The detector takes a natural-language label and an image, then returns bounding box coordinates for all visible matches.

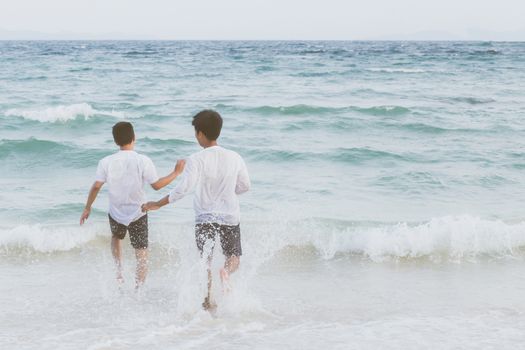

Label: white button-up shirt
[96,150,159,225]
[169,146,250,225]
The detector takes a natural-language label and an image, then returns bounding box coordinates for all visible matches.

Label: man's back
[142,109,249,310]
[169,145,250,225]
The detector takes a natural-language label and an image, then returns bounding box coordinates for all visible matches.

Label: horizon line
[1,38,525,42]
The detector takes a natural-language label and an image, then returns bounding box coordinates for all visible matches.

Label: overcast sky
[1,0,524,40]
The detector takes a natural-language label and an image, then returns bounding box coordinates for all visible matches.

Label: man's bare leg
[135,248,148,289]
[111,236,124,283]
[202,268,217,311]
[202,254,218,311]
[220,255,239,292]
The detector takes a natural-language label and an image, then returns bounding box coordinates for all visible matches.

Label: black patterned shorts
[195,223,242,259]
[108,214,148,249]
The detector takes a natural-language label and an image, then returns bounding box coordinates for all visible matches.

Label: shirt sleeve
[95,159,107,183]
[168,157,199,203]
[143,157,160,185]
[235,157,251,195]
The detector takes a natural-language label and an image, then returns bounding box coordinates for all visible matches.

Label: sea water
[1,41,525,349]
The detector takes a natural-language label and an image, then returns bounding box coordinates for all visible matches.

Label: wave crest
[0,138,108,168]
[5,103,123,123]
[216,104,411,117]
[2,216,525,263]
[259,216,525,263]
[0,224,107,254]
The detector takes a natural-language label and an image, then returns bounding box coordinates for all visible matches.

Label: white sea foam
[4,216,524,262]
[315,216,525,262]
[0,223,108,253]
[239,215,525,263]
[5,103,123,123]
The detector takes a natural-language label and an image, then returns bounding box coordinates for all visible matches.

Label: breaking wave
[5,103,124,123]
[2,216,525,263]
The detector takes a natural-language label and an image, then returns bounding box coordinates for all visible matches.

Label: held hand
[141,201,161,213]
[174,159,186,176]
[80,208,90,225]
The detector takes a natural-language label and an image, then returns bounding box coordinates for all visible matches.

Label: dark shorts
[195,223,242,259]
[109,214,148,249]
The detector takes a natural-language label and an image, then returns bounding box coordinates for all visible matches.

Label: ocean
[1,40,525,349]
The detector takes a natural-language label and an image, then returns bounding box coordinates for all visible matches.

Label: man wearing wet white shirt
[142,110,250,311]
[80,122,185,289]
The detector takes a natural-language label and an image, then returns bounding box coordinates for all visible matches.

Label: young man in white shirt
[80,121,185,288]
[142,110,250,310]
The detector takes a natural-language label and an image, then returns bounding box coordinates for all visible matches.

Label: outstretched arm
[151,159,186,191]
[80,181,104,225]
[142,158,198,212]
[142,195,170,212]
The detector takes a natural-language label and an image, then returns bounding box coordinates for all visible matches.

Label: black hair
[112,121,135,146]
[192,110,223,141]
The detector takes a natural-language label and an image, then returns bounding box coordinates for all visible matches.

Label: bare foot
[202,297,217,312]
[116,272,124,285]
[219,268,232,293]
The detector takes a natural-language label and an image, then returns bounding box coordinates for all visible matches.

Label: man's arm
[150,159,186,191]
[142,158,198,212]
[142,195,170,212]
[235,158,251,195]
[80,181,104,225]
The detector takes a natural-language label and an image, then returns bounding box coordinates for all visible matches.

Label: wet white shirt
[168,146,250,225]
[95,150,159,226]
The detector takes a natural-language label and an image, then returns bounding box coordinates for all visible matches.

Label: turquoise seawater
[1,41,525,226]
[2,41,525,349]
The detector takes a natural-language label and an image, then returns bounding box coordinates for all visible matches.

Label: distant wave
[244,104,341,115]
[138,137,196,154]
[393,122,449,134]
[448,97,496,105]
[375,171,447,191]
[68,67,93,72]
[255,65,277,73]
[0,138,108,167]
[471,49,501,55]
[296,48,351,57]
[17,75,48,81]
[40,50,67,56]
[299,49,326,54]
[330,147,407,163]
[366,68,428,73]
[216,104,411,117]
[246,149,312,162]
[290,71,334,78]
[354,105,411,116]
[122,50,159,57]
[2,216,525,263]
[5,103,123,123]
[0,138,72,157]
[245,147,411,163]
[382,122,483,134]
[0,137,192,168]
[140,137,194,147]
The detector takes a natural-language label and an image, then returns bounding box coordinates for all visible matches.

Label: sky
[0,0,524,40]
